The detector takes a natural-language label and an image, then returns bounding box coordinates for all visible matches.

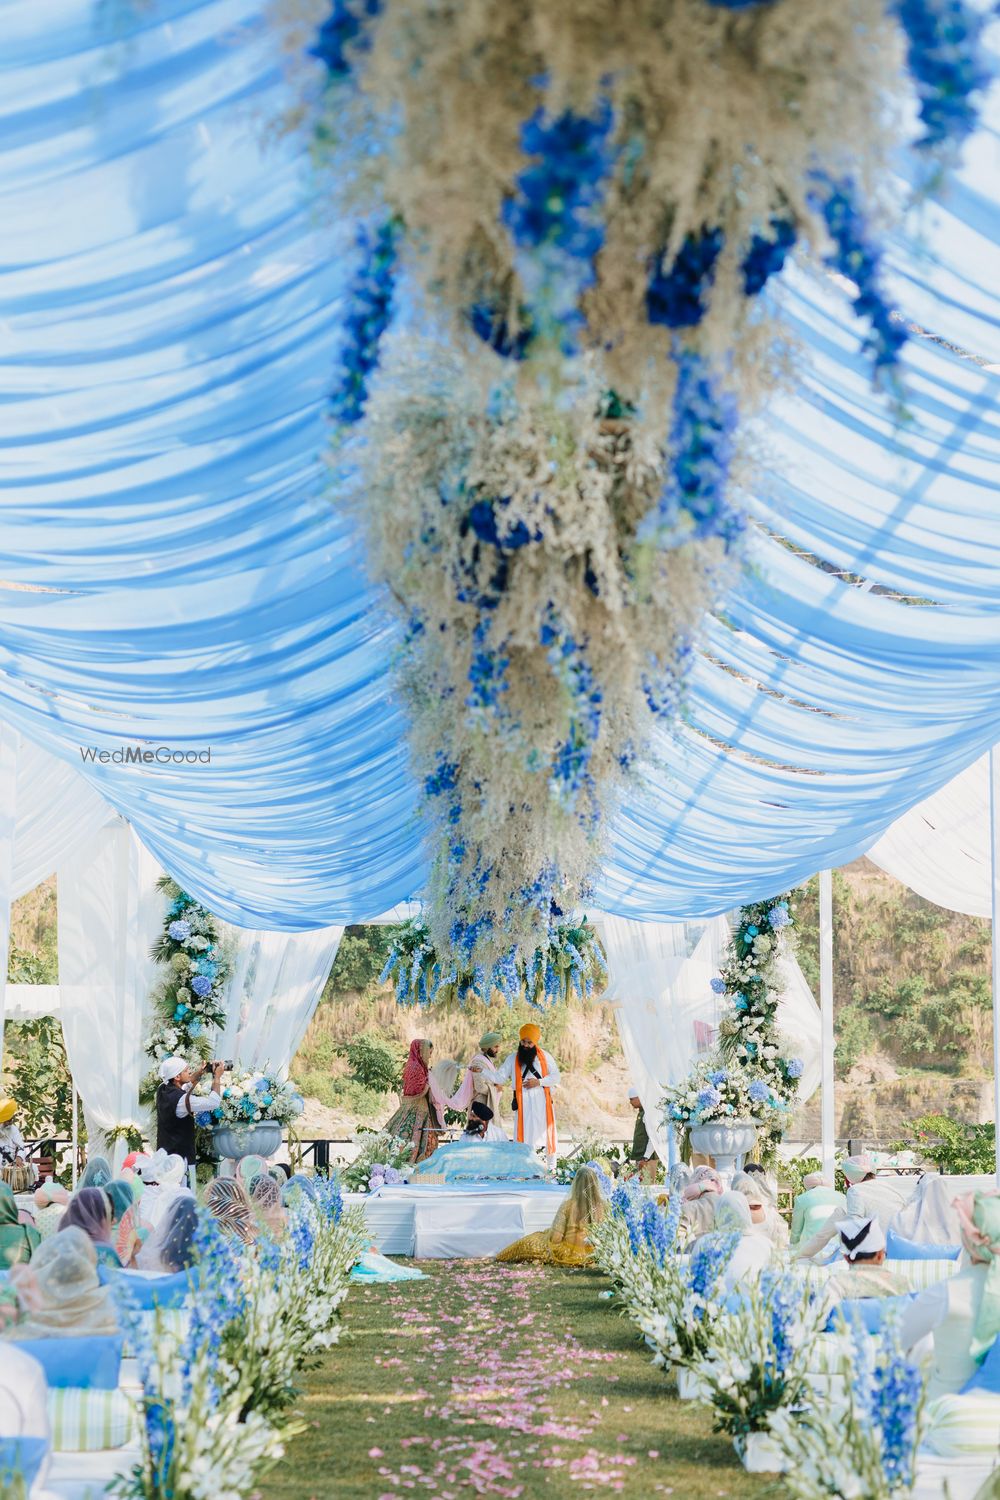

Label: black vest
[155,1083,197,1164]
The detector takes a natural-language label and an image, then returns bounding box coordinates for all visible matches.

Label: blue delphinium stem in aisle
[329,217,399,427]
[310,0,381,82]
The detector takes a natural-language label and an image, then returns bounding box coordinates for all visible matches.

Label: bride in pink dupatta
[384,1040,473,1163]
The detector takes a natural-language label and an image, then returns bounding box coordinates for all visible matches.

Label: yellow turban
[0,1098,16,1124]
[519,1023,541,1046]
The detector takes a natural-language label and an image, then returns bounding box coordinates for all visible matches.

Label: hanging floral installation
[278,0,993,965]
[140,877,232,1102]
[664,893,804,1156]
[380,912,607,1007]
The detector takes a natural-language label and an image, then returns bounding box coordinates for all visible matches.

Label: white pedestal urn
[211,1122,283,1162]
[675,1368,708,1402]
[687,1119,759,1183]
[734,1432,788,1474]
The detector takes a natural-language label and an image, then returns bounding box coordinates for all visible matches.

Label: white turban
[839,1215,886,1261]
[159,1057,187,1084]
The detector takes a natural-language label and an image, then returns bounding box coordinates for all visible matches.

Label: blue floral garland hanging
[380,913,607,1008]
[287,0,995,971]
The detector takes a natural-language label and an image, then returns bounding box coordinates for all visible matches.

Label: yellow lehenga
[496,1200,595,1268]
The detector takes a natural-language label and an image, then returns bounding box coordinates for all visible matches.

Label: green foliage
[327,926,399,996]
[295,1071,387,1120]
[779,1155,822,1201]
[906,1113,996,1175]
[3,1016,75,1138]
[341,1033,402,1094]
[834,1003,874,1073]
[7,944,56,985]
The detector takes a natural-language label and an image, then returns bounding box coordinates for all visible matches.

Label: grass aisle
[267,1262,781,1500]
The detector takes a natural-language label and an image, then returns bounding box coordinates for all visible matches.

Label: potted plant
[205,1067,305,1162]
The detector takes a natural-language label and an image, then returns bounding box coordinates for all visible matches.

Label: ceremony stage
[344,1181,569,1259]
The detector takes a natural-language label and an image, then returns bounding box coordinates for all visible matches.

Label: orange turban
[519,1023,541,1045]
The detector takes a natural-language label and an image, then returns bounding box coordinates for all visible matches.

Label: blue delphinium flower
[689,1231,739,1303]
[741,217,797,296]
[314,1174,344,1225]
[639,352,744,551]
[891,0,993,150]
[503,99,615,348]
[872,1322,925,1489]
[468,302,534,360]
[310,0,380,81]
[710,976,727,995]
[584,1159,614,1196]
[810,175,907,378]
[646,228,722,329]
[705,0,776,8]
[329,217,399,426]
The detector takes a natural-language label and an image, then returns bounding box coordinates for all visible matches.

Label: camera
[211,1059,234,1071]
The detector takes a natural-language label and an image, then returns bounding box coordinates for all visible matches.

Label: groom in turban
[481,1024,560,1167]
[467,1031,506,1137]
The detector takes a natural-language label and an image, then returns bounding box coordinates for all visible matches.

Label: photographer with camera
[155,1056,226,1164]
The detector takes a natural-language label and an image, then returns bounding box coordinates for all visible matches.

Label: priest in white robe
[481,1023,560,1167]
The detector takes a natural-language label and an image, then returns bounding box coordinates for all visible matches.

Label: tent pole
[990,747,1000,1189]
[71,1080,78,1189]
[819,869,836,1180]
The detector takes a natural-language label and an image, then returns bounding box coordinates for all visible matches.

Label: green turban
[479,1031,502,1050]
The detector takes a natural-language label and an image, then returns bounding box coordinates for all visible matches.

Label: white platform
[345,1182,569,1259]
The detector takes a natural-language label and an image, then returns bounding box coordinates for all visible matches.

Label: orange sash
[514,1048,556,1157]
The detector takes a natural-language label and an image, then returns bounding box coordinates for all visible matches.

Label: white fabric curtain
[11,738,117,902]
[57,821,165,1167]
[599,912,821,1158]
[866,752,992,917]
[0,724,17,1064]
[216,925,343,1076]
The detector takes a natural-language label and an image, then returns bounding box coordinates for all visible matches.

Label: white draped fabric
[57,820,165,1166]
[599,913,821,1158]
[867,753,992,918]
[216,924,343,1077]
[0,723,17,1060]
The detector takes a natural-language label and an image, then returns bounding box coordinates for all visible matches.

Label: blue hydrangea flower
[695,1085,722,1113]
[787,1057,804,1079]
[190,975,212,997]
[748,1079,771,1104]
[767,904,791,930]
[710,977,727,995]
[167,919,191,941]
[708,1069,729,1086]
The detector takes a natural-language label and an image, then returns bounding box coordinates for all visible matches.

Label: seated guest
[60,1187,122,1269]
[31,1183,69,1242]
[204,1177,258,1246]
[6,1227,118,1339]
[0,1343,53,1490]
[828,1215,906,1300]
[78,1155,113,1191]
[281,1173,317,1206]
[137,1196,200,1274]
[135,1151,190,1233]
[707,1192,774,1291]
[248,1174,287,1239]
[680,1166,724,1240]
[497,1166,607,1268]
[0,1183,40,1268]
[900,1189,1000,1400]
[791,1170,846,1250]
[732,1171,789,1248]
[463,1102,506,1142]
[796,1154,908,1261]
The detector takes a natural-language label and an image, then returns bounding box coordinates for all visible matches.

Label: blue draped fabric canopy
[1,0,999,926]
